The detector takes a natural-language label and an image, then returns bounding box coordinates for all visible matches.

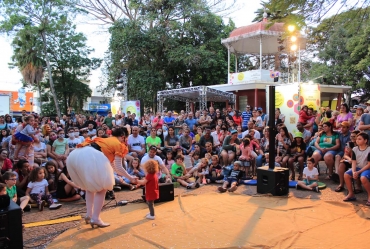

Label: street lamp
[287,25,301,83]
[115,69,128,101]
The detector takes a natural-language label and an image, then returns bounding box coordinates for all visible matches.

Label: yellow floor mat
[24,216,81,228]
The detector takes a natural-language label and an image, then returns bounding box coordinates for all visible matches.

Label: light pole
[29,97,33,114]
[116,69,128,101]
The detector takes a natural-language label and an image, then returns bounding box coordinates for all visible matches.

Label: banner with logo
[228,69,275,84]
[121,100,141,119]
[0,89,34,113]
[299,83,321,112]
[274,83,300,133]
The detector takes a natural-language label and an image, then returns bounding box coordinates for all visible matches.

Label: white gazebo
[221,13,306,84]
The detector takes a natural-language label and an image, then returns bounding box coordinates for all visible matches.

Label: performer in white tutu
[67,127,136,228]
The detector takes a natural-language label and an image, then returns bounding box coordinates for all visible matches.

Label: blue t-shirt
[163,116,175,125]
[185,118,198,132]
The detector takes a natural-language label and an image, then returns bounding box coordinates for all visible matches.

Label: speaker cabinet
[142,183,174,203]
[257,166,289,196]
[0,200,23,249]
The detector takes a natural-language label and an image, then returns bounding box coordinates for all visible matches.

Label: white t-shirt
[303,167,318,180]
[128,134,145,151]
[33,142,46,152]
[141,154,164,178]
[242,130,261,139]
[67,137,81,148]
[211,131,221,146]
[27,179,48,194]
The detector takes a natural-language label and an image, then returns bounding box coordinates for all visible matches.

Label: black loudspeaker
[142,183,174,203]
[257,166,289,196]
[0,200,23,249]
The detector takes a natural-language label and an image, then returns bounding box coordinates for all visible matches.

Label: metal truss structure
[157,85,236,113]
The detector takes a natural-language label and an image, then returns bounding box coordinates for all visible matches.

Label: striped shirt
[241,111,252,127]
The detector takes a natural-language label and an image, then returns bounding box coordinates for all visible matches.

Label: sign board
[120,100,141,119]
[228,69,276,84]
[0,95,10,116]
[89,103,111,112]
[0,89,34,113]
[267,83,321,135]
[299,83,321,111]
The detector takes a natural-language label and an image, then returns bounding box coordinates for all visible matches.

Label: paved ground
[22,164,369,248]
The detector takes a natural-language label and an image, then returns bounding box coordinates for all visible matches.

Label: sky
[0,0,263,92]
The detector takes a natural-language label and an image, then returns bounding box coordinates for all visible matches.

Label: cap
[294,131,303,138]
[257,107,263,111]
[353,105,358,109]
[234,161,242,167]
[149,145,157,151]
[231,130,237,135]
[366,100,370,105]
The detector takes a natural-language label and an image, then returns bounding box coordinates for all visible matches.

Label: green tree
[9,27,46,115]
[0,0,80,117]
[304,8,370,100]
[45,18,101,114]
[105,1,235,110]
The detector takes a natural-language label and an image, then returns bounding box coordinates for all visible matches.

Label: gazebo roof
[221,18,306,55]
[229,19,285,38]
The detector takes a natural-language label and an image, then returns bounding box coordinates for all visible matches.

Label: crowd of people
[1,100,370,218]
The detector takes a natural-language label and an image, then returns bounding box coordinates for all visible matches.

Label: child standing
[25,167,62,211]
[52,129,69,169]
[137,159,159,220]
[14,115,37,160]
[239,138,252,176]
[218,161,243,192]
[3,171,31,212]
[296,157,320,192]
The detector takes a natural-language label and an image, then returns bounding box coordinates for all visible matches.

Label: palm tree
[10,28,45,115]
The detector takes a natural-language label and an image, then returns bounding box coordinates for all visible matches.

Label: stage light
[291,44,297,51]
[291,36,297,42]
[288,25,295,32]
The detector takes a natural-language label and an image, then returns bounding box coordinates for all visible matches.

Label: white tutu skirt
[66,146,114,192]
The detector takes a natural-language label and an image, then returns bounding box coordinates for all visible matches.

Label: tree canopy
[103,1,236,110]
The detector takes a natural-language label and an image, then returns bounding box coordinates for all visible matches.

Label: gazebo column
[235,54,238,73]
[157,94,164,113]
[191,102,194,113]
[254,89,258,109]
[185,99,190,113]
[228,45,230,83]
[200,86,207,111]
[260,35,263,71]
[336,93,342,110]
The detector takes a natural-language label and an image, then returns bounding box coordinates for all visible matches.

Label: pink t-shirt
[239,143,251,160]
